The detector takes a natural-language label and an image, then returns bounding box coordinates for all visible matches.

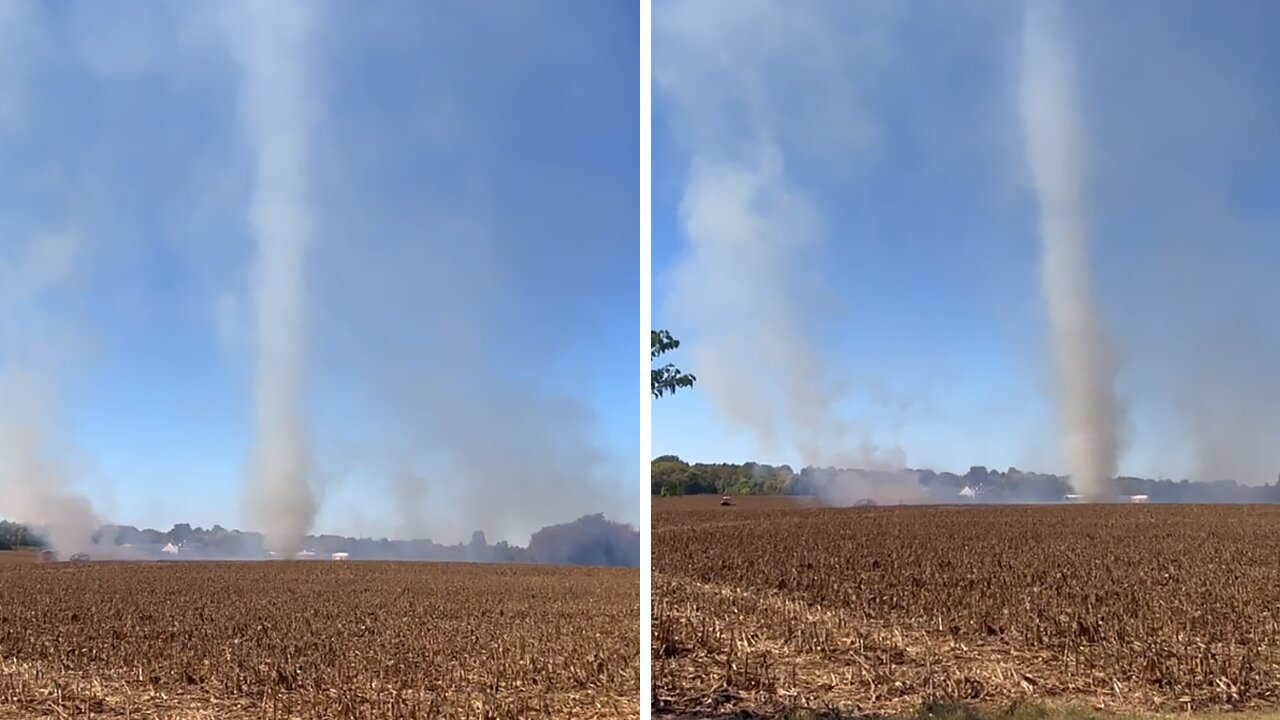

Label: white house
[161,542,180,555]
[331,552,349,561]
[958,486,977,500]
[1127,494,1149,504]
[296,549,316,559]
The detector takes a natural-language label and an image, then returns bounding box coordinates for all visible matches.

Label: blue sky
[653,0,1280,484]
[0,1,638,542]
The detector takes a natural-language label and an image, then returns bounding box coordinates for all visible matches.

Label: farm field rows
[0,559,638,719]
[653,497,1280,717]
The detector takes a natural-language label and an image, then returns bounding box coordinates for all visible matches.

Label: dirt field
[0,550,40,566]
[653,498,1280,717]
[0,558,638,719]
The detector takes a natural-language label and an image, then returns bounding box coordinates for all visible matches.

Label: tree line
[0,520,42,551]
[652,456,1280,503]
[0,514,640,567]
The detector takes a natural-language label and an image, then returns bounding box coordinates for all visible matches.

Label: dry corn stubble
[652,497,1280,716]
[0,560,638,719]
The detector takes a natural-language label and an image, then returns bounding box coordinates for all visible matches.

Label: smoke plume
[0,235,101,556]
[670,153,905,470]
[674,152,834,462]
[0,9,102,555]
[658,1,905,471]
[800,467,930,507]
[0,373,99,555]
[227,0,318,554]
[1019,1,1119,500]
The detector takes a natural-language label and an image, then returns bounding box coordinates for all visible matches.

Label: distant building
[1127,494,1149,504]
[296,549,316,559]
[1063,494,1084,502]
[958,486,977,500]
[331,552,349,561]
[161,543,180,555]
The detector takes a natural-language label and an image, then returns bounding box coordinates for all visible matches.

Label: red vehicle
[719,496,733,506]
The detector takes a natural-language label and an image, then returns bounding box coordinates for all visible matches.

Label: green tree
[651,330,696,398]
[0,520,42,550]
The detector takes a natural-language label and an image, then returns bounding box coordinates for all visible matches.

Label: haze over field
[653,0,1280,491]
[0,2,639,557]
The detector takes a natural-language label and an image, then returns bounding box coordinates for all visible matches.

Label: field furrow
[653,497,1280,716]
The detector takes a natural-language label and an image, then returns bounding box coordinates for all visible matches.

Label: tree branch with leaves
[651,329,696,398]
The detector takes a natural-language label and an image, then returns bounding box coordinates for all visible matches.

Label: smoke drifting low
[0,375,98,556]
[1019,1,1119,500]
[226,0,318,554]
[799,466,930,506]
[13,513,639,568]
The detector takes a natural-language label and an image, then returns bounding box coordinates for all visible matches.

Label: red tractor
[719,496,734,507]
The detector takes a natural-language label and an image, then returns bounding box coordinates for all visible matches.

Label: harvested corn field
[0,560,638,719]
[653,498,1280,717]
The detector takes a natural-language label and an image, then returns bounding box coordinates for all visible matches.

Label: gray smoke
[0,3,635,554]
[670,153,905,471]
[658,1,905,472]
[297,1,637,545]
[1061,1,1280,488]
[322,355,632,546]
[226,0,318,554]
[0,9,102,555]
[801,467,930,506]
[0,235,101,556]
[1019,1,1118,501]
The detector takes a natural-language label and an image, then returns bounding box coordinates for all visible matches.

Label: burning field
[0,559,638,719]
[652,497,1280,716]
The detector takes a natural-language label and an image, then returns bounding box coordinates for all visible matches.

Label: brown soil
[0,560,639,719]
[653,501,1280,717]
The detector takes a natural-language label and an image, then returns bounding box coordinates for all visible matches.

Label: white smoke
[672,153,906,469]
[226,0,318,554]
[658,0,905,472]
[0,234,101,556]
[0,9,101,555]
[802,467,929,506]
[1019,1,1119,500]
[0,372,99,555]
